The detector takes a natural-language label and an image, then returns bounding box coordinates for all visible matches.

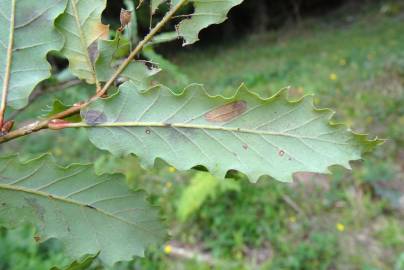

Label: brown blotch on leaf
[242,144,248,150]
[204,100,247,123]
[96,23,109,39]
[278,150,285,156]
[87,41,99,65]
[83,110,107,126]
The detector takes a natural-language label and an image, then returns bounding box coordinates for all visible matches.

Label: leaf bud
[119,9,132,30]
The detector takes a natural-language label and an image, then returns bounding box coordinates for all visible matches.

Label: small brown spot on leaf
[83,110,107,126]
[278,150,285,156]
[205,101,247,122]
[34,235,41,242]
[242,144,248,150]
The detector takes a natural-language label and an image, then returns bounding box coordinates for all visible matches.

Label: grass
[1,3,403,270]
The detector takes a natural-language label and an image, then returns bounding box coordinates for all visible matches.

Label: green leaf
[45,99,82,122]
[148,31,179,46]
[176,171,239,222]
[95,35,159,90]
[175,0,244,45]
[79,82,381,182]
[143,46,190,86]
[0,154,164,265]
[95,35,131,82]
[0,0,68,109]
[55,0,108,84]
[152,0,167,14]
[51,254,97,270]
[177,172,217,222]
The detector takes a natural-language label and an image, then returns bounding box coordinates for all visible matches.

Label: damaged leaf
[79,82,381,182]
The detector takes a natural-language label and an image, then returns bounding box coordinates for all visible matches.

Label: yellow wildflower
[336,223,345,232]
[164,245,172,254]
[329,73,338,81]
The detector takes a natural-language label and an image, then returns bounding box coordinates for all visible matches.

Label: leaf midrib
[0,183,158,234]
[70,0,98,84]
[72,121,349,145]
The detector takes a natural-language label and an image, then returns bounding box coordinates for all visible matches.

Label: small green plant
[0,0,381,268]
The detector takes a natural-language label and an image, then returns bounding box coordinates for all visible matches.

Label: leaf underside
[0,155,164,266]
[176,0,244,45]
[81,82,381,182]
[95,36,160,89]
[56,0,108,84]
[0,0,67,109]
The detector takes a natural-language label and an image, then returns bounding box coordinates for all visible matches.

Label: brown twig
[0,0,16,128]
[0,0,187,144]
[281,194,306,217]
[8,79,82,120]
[165,243,238,268]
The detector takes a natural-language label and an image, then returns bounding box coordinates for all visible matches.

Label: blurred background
[1,0,403,269]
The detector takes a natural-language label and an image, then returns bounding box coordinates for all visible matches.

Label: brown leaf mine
[204,100,247,122]
[83,110,107,126]
[87,41,99,65]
